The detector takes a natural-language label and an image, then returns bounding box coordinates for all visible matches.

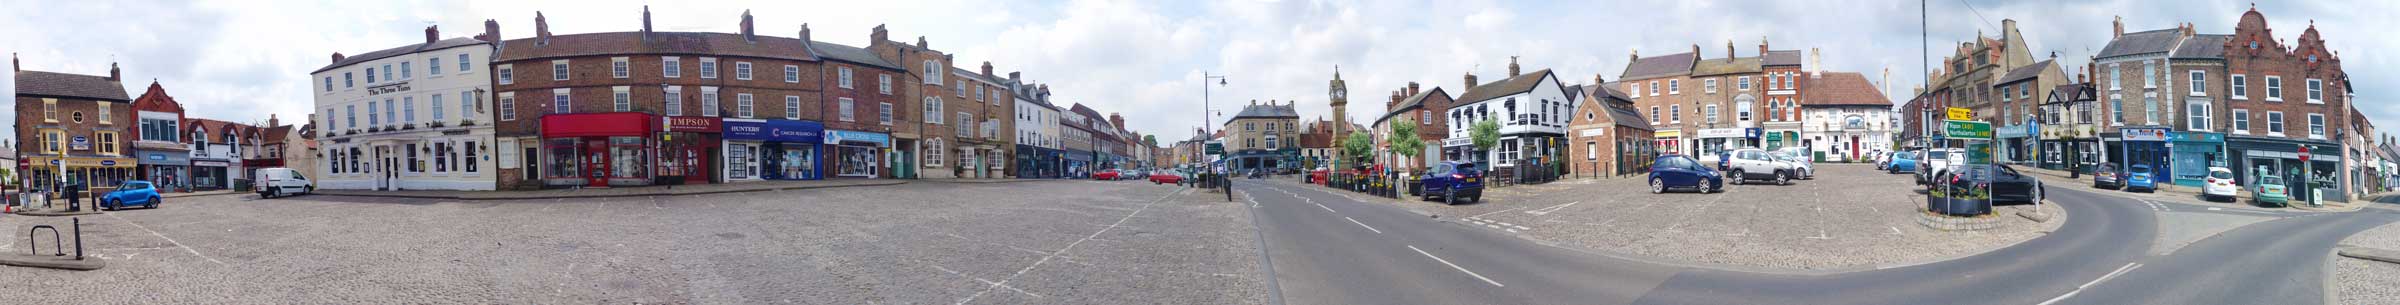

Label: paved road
[1234,178,2400,304]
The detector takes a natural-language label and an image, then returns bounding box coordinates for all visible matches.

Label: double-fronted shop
[724,118,824,181]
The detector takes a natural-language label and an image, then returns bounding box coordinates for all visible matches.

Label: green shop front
[2167,131,2226,187]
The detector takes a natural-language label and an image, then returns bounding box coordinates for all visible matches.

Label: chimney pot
[331,52,346,64]
[739,10,755,42]
[1408,82,1420,96]
[1464,72,1479,88]
[2112,16,2124,38]
[641,6,653,36]
[1507,56,1521,77]
[871,24,889,44]
[109,62,120,81]
[480,19,500,43]
[425,25,439,44]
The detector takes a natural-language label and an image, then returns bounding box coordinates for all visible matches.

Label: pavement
[0,179,1268,304]
[313,179,907,200]
[2015,165,2366,212]
[2336,221,2400,305]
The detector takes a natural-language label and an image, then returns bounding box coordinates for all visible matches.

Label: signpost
[1937,119,1995,216]
[1946,107,1974,121]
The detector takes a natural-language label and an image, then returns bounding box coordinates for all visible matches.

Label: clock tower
[1328,66,1349,138]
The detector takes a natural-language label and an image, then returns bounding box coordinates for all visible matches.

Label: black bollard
[72,217,82,260]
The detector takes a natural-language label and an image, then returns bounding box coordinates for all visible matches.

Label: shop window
[465,141,479,173]
[611,137,647,178]
[435,142,449,172]
[406,143,421,173]
[544,139,580,178]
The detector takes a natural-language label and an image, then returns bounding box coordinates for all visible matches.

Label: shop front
[541,112,659,188]
[1015,144,1059,179]
[21,156,138,193]
[1653,130,1683,155]
[824,130,890,179]
[1692,128,1746,159]
[1063,148,1094,178]
[2108,127,2172,182]
[1441,137,1479,165]
[135,148,192,192]
[1995,122,2036,165]
[724,118,824,181]
[658,116,722,185]
[191,159,232,190]
[2225,135,2346,202]
[2168,131,2226,187]
[2038,124,2099,173]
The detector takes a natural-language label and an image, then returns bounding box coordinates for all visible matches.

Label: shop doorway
[584,138,611,187]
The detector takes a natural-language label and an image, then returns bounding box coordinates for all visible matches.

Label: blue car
[2125,164,2157,192]
[1886,152,1919,174]
[101,180,162,210]
[1419,161,1484,205]
[1650,154,1723,193]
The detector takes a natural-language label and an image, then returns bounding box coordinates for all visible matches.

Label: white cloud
[5,0,2394,144]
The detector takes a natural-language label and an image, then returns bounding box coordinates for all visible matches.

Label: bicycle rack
[23,217,85,259]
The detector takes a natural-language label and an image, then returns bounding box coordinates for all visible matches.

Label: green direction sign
[1966,142,1993,164]
[1942,120,1994,140]
[1205,142,1225,155]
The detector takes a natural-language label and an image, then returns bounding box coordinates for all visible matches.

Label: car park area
[1355,163,2061,271]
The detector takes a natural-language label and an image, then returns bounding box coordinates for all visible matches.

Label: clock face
[1331,87,1345,99]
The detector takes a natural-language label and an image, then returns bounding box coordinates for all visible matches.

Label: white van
[254,167,314,198]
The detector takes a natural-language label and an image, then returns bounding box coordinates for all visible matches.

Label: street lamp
[1202,72,1228,167]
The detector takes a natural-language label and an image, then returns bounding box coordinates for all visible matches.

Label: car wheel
[1775,172,1789,185]
[1650,178,1665,194]
[1444,189,1457,205]
[149,197,159,209]
[1730,170,1746,185]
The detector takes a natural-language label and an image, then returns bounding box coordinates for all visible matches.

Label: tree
[1341,131,1374,168]
[1143,135,1158,148]
[1469,119,1501,154]
[1387,118,1426,169]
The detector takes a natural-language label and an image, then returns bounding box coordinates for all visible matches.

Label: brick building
[1566,81,1653,178]
[490,8,826,189]
[1370,81,1452,170]
[2217,7,2356,201]
[1222,100,1299,172]
[13,58,135,192]
[808,37,907,179]
[946,63,1012,178]
[1620,47,1700,155]
[1687,42,1766,157]
[128,81,193,190]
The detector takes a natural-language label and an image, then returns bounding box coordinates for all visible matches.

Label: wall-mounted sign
[368,81,412,95]
[70,136,91,150]
[664,116,723,133]
[2121,127,2169,141]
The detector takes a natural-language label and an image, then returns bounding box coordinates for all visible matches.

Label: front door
[374,146,393,190]
[523,146,539,182]
[584,138,610,187]
[1850,136,1861,161]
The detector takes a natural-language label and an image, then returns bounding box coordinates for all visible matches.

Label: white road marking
[954,189,1177,305]
[2207,207,2223,211]
[1523,201,1581,215]
[1315,202,1337,213]
[1408,245,1505,287]
[106,213,226,266]
[1467,207,1529,219]
[2041,262,2143,305]
[1888,226,1904,235]
[1344,217,1383,234]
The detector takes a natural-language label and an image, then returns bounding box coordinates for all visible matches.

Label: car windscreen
[2130,166,2150,173]
[1926,151,1949,159]
[2261,176,2284,185]
[2209,170,2233,179]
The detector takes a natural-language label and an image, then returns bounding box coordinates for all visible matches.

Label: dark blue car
[1419,161,1484,205]
[101,180,162,210]
[1650,154,1723,193]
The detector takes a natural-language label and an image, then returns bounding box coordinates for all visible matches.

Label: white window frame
[1669,79,1680,94]
[551,60,569,81]
[2188,70,2206,96]
[2142,62,2156,89]
[662,56,681,78]
[838,67,853,88]
[2230,74,2247,99]
[611,57,629,79]
[2307,113,2326,139]
[2230,108,2248,134]
[2306,78,2323,104]
[664,86,683,116]
[429,56,443,75]
[925,97,945,124]
[785,96,801,119]
[923,60,944,84]
[551,88,572,114]
[431,93,446,121]
[734,62,753,80]
[612,86,631,112]
[2266,111,2285,137]
[499,92,516,121]
[1704,79,1718,93]
[701,87,721,117]
[2185,99,2210,132]
[839,97,856,122]
[497,64,513,85]
[1649,81,1659,96]
[458,53,471,73]
[1705,105,1719,124]
[879,102,894,125]
[1737,76,1751,90]
[879,74,892,94]
[1670,105,1681,123]
[700,57,719,79]
[785,65,800,83]
[2264,76,2283,101]
[2109,64,2121,90]
[736,93,755,118]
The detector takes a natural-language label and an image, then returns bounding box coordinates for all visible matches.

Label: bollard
[73,217,84,260]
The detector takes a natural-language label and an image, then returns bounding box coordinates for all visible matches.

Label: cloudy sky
[3,0,2392,144]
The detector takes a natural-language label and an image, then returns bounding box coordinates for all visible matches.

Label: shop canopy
[542,112,658,138]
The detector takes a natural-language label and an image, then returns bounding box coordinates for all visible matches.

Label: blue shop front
[823,129,890,179]
[723,119,826,181]
[2167,131,2226,187]
[134,148,193,191]
[2108,127,2172,181]
[1062,149,1094,178]
[1995,120,2037,165]
[1016,144,1060,179]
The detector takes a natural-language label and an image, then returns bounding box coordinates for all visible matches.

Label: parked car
[1649,154,1723,193]
[1770,151,1814,180]
[100,180,162,210]
[2124,164,2157,192]
[2201,167,2239,202]
[2252,174,2290,207]
[1724,148,1796,185]
[1916,148,1961,185]
[2091,162,2125,189]
[1886,152,1920,174]
[1148,171,1185,185]
[1093,169,1122,180]
[1876,151,1896,170]
[1950,164,2045,204]
[1308,168,1330,184]
[1418,161,1484,205]
[253,167,315,198]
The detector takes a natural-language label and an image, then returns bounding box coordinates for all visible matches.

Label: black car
[1947,164,2045,204]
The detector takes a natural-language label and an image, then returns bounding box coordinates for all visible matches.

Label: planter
[1926,186,1994,216]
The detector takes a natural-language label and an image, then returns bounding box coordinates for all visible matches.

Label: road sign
[1946,107,1973,121]
[1966,142,1992,164]
[1206,142,1225,155]
[1942,120,1993,140]
[2300,145,2311,162]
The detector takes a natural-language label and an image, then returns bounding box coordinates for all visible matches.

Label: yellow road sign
[1946,107,1973,121]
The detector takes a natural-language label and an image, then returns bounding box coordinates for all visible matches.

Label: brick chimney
[1464,72,1478,88]
[871,24,889,44]
[1629,49,1639,64]
[739,10,755,42]
[534,11,551,46]
[1759,37,1769,57]
[1691,44,1700,57]
[1507,56,1520,77]
[1408,82,1420,96]
[1009,71,1021,82]
[1725,40,1736,60]
[1388,91,1401,108]
[640,5,652,39]
[11,53,18,72]
[478,19,500,43]
[331,52,345,64]
[798,23,810,42]
[2112,15,2123,38]
[980,61,993,77]
[108,62,120,81]
[268,114,280,127]
[917,36,929,49]
[424,25,440,44]
[1111,113,1125,129]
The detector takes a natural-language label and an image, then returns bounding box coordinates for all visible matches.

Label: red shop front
[658,116,722,185]
[541,112,659,188]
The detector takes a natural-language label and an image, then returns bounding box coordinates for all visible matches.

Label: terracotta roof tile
[1799,72,1890,106]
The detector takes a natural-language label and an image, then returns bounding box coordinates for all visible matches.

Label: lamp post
[1202,72,1228,166]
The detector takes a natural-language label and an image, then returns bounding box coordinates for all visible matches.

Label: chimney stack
[11,53,18,72]
[1464,72,1478,88]
[1759,37,1769,57]
[1390,91,1402,108]
[871,24,889,45]
[331,52,346,64]
[2112,16,2124,38]
[1629,49,1639,63]
[641,5,652,38]
[1009,71,1021,82]
[917,36,928,49]
[981,61,993,77]
[535,11,551,45]
[1507,56,1521,77]
[425,25,439,44]
[1595,73,1605,86]
[798,23,810,42]
[269,114,280,127]
[739,10,755,42]
[1408,82,1421,96]
[1809,47,1823,78]
[478,19,500,42]
[108,62,119,81]
[1725,40,1736,60]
